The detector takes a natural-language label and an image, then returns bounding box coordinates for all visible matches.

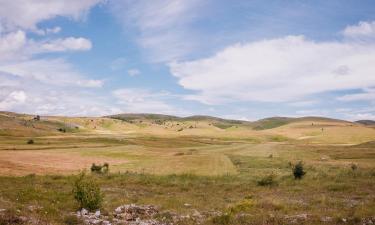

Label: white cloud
[0,0,108,116]
[35,26,62,36]
[39,37,92,52]
[0,59,102,88]
[0,90,27,110]
[0,30,27,60]
[0,0,103,31]
[170,32,375,104]
[0,31,93,61]
[343,21,375,39]
[128,69,140,76]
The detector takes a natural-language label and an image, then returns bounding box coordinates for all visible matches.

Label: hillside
[356,120,375,126]
[1,111,374,144]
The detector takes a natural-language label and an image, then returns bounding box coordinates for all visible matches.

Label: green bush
[293,161,306,179]
[72,172,103,211]
[257,174,277,186]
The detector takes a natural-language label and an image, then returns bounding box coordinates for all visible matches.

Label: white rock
[102,221,111,225]
[115,206,123,214]
[90,219,101,224]
[81,208,89,216]
[95,210,100,217]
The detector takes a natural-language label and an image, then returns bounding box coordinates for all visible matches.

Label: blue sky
[0,0,375,121]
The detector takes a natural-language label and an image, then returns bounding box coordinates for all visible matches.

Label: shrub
[72,172,103,211]
[90,163,109,174]
[58,128,66,133]
[257,174,277,186]
[293,161,306,179]
[90,163,102,173]
[27,139,34,144]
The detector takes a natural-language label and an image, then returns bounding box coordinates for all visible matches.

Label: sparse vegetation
[27,139,34,144]
[257,174,277,186]
[0,112,375,224]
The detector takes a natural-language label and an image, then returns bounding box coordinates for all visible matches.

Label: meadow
[0,112,374,224]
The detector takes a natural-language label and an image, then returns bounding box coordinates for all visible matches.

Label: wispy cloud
[127,69,140,77]
[112,88,183,114]
[0,0,103,31]
[110,0,205,62]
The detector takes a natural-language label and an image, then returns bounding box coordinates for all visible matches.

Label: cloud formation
[170,22,375,105]
[0,0,102,31]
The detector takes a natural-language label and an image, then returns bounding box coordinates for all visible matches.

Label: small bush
[293,161,306,179]
[27,139,34,144]
[72,172,103,211]
[57,128,66,133]
[90,163,109,174]
[257,174,277,186]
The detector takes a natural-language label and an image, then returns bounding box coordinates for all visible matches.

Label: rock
[81,208,89,216]
[115,206,123,214]
[95,210,100,217]
[183,203,191,207]
[192,209,201,218]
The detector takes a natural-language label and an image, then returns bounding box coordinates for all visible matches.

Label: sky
[0,0,375,121]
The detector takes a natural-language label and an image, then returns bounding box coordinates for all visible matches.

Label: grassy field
[0,112,374,224]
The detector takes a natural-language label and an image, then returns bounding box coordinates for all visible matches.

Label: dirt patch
[0,150,127,176]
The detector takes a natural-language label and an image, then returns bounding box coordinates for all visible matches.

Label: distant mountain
[355,120,375,126]
[106,113,251,129]
[107,113,351,130]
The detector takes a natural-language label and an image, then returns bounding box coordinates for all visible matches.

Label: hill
[356,120,375,126]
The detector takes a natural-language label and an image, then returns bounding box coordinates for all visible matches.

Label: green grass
[0,166,374,224]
